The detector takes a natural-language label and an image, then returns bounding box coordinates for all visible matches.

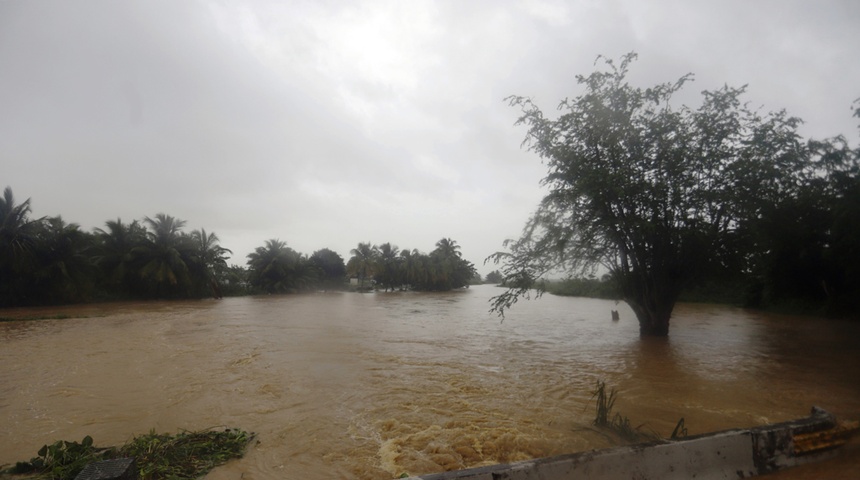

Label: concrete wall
[406,407,848,480]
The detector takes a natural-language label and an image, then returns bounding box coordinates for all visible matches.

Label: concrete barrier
[405,407,857,480]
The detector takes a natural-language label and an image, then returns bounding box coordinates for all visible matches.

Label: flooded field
[1,285,858,479]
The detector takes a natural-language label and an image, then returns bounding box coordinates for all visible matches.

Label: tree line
[345,239,478,292]
[0,190,477,307]
[490,53,860,335]
[244,237,477,294]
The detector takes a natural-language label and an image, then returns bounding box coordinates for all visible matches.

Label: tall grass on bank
[590,380,687,444]
[590,380,659,443]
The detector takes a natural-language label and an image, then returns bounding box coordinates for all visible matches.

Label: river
[1,285,858,479]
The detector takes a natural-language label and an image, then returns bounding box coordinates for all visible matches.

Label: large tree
[489,54,807,336]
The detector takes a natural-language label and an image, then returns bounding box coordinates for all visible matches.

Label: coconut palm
[376,242,401,291]
[33,216,96,303]
[246,239,314,293]
[92,218,147,295]
[0,187,44,305]
[399,248,420,289]
[0,187,42,266]
[433,238,461,259]
[427,238,476,290]
[133,213,193,297]
[347,242,379,290]
[189,228,232,297]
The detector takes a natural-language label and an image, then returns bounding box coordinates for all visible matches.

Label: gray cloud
[2,0,858,273]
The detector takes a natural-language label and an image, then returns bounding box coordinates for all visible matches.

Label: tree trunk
[619,272,680,337]
[634,306,671,336]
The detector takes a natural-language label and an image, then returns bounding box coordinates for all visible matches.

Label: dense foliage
[544,277,618,300]
[490,54,860,334]
[0,191,235,306]
[0,188,477,306]
[6,428,254,480]
[345,238,478,291]
[484,270,503,285]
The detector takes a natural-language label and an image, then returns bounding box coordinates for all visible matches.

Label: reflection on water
[1,285,858,479]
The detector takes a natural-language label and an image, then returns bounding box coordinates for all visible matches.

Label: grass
[589,380,683,444]
[2,428,255,480]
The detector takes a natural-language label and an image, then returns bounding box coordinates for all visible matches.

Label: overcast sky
[2,0,858,275]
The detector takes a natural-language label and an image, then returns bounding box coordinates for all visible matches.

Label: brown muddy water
[1,285,858,479]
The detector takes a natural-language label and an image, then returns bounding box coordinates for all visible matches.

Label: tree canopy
[0,186,480,306]
[489,53,858,335]
[345,238,477,292]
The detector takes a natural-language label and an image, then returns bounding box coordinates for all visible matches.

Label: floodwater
[1,285,858,479]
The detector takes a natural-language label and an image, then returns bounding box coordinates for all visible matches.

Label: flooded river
[1,285,858,479]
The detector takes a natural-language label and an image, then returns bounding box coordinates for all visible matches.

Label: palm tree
[133,213,193,297]
[376,242,401,291]
[0,187,44,305]
[0,187,42,265]
[347,242,379,290]
[189,228,232,298]
[93,218,146,295]
[399,248,418,288]
[145,213,186,245]
[433,238,462,259]
[246,239,314,293]
[427,238,475,290]
[33,216,95,304]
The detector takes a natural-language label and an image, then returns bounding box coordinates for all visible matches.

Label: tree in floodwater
[489,53,808,336]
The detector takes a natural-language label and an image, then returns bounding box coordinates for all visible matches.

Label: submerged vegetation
[589,380,684,444]
[3,428,254,480]
[590,380,660,443]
